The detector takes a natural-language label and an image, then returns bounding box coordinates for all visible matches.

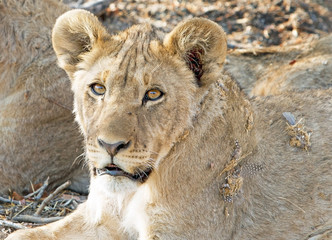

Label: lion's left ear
[164,18,227,87]
[52,9,110,80]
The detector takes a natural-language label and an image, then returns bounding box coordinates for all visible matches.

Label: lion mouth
[95,164,152,183]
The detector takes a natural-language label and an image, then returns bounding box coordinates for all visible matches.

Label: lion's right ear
[52,9,109,79]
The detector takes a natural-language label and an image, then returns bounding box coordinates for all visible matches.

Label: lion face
[52,10,226,193]
[73,49,195,192]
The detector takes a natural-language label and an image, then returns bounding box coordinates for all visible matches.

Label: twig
[0,220,27,229]
[34,177,50,201]
[219,152,252,176]
[24,186,42,199]
[62,199,78,210]
[71,200,78,210]
[35,181,71,216]
[13,202,34,219]
[30,180,35,193]
[12,215,63,224]
[62,199,73,207]
[0,196,21,205]
[32,177,50,209]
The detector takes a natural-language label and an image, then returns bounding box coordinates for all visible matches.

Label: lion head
[52,10,227,194]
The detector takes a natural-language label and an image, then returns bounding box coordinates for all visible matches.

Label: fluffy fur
[0,0,88,194]
[225,34,332,96]
[7,9,332,240]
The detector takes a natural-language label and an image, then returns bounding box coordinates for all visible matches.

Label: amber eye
[144,89,163,101]
[90,83,106,96]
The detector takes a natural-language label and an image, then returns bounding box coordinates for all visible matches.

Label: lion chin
[92,174,140,194]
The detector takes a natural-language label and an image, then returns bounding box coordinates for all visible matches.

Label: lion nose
[97,139,131,157]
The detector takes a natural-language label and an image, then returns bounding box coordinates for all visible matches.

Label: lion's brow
[118,41,154,87]
[100,70,110,83]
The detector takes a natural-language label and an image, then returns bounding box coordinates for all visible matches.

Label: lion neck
[86,180,147,238]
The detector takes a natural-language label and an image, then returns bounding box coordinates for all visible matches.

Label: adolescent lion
[1,0,331,197]
[7,9,332,240]
[0,0,88,195]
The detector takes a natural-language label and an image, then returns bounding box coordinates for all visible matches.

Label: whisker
[135,167,145,179]
[82,157,89,169]
[72,152,86,167]
[148,150,159,155]
[140,167,149,178]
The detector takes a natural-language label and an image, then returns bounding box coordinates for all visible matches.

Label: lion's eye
[144,89,163,101]
[90,83,106,96]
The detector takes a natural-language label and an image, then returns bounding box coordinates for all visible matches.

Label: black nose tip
[97,139,131,157]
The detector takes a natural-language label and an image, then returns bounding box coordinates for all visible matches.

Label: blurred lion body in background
[0,0,88,195]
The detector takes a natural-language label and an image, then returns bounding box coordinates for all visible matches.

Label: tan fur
[0,0,88,195]
[225,34,332,96]
[7,9,332,240]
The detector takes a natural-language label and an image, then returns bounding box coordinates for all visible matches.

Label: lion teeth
[96,168,106,175]
[95,166,153,183]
